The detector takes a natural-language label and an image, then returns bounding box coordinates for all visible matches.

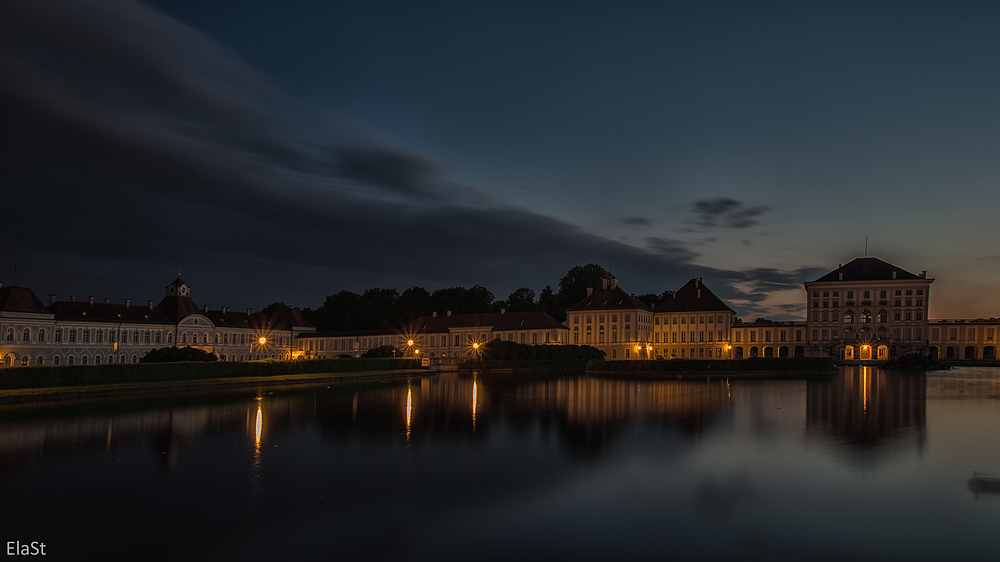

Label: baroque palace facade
[3,257,999,366]
[0,278,314,367]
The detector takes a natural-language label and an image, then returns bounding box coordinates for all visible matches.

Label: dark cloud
[0,0,804,318]
[617,216,650,226]
[644,238,699,262]
[688,198,770,230]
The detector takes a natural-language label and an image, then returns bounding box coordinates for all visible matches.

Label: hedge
[0,358,422,391]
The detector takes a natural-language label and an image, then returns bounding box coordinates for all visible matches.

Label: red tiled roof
[566,285,651,312]
[811,257,924,283]
[47,300,175,325]
[0,286,50,314]
[655,278,734,313]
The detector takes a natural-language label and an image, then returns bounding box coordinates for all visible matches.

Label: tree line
[261,263,674,333]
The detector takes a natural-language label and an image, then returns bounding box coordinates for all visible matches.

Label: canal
[2,366,999,561]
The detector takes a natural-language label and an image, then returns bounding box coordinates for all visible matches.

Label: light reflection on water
[0,367,999,560]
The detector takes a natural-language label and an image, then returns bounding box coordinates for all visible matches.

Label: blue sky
[2,0,999,319]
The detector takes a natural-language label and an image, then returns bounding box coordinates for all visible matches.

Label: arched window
[877,310,888,323]
[240,354,245,361]
[5,328,13,341]
[107,355,114,364]
[67,356,75,365]
[214,333,219,344]
[844,310,855,324]
[860,310,872,323]
[36,356,44,365]
[877,327,887,339]
[20,355,28,366]
[81,355,88,365]
[53,356,60,366]
[120,354,126,364]
[204,332,209,344]
[38,329,46,342]
[167,333,173,344]
[22,328,30,341]
[94,355,101,365]
[181,332,187,344]
[844,327,854,340]
[131,354,138,363]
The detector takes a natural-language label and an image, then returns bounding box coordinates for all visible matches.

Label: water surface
[2,367,999,561]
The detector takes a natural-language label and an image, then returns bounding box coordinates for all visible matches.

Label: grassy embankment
[586,357,837,377]
[0,358,425,396]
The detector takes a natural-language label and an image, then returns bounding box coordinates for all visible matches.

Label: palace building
[4,256,1000,367]
[0,278,314,366]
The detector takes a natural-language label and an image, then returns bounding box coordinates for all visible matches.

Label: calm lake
[2,366,1000,561]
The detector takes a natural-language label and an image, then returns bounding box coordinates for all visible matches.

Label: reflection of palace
[312,372,732,454]
[806,366,926,462]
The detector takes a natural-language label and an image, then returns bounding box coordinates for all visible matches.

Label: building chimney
[839,272,843,280]
[148,300,154,309]
[203,304,209,313]
[500,308,506,314]
[247,308,253,315]
[222,306,228,314]
[432,311,437,317]
[49,294,57,304]
[70,295,76,302]
[609,278,617,289]
[447,310,452,316]
[892,271,897,279]
[602,278,608,290]
[104,297,110,304]
[587,287,593,296]
[921,270,927,278]
[88,296,94,305]
[125,298,130,306]
[694,278,699,288]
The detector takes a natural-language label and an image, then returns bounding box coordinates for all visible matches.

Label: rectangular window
[915,329,922,340]
[796,329,802,342]
[863,291,870,299]
[707,331,713,342]
[915,312,922,320]
[735,332,741,343]
[895,300,901,306]
[680,332,686,343]
[672,317,678,324]
[847,291,854,299]
[906,289,913,295]
[917,290,924,295]
[69,329,76,343]
[904,328,912,340]
[880,291,886,299]
[699,348,704,357]
[96,330,103,343]
[750,331,756,342]
[672,332,678,343]
[905,312,912,320]
[832,291,839,297]
[83,330,90,343]
[144,331,150,344]
[699,332,704,342]
[780,330,786,342]
[765,331,771,342]
[574,333,580,344]
[969,329,977,340]
[823,291,829,298]
[894,312,901,321]
[625,349,630,359]
[821,329,828,340]
[916,299,923,306]
[950,329,958,340]
[932,328,940,339]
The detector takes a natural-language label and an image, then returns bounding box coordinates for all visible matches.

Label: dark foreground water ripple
[2,366,999,561]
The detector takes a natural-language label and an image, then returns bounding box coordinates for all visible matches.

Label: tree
[553,264,609,320]
[537,285,555,315]
[313,291,361,331]
[634,293,659,308]
[354,288,399,330]
[393,287,433,325]
[506,287,536,312]
[362,344,399,358]
[260,302,290,316]
[141,346,218,363]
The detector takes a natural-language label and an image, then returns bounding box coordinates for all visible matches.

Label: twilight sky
[2,0,999,319]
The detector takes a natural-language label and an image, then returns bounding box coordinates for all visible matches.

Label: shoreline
[0,369,432,405]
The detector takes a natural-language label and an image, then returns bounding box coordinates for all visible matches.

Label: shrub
[140,346,218,363]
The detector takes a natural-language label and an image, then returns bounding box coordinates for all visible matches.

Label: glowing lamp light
[408,340,414,346]
[473,342,480,349]
[259,337,266,345]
